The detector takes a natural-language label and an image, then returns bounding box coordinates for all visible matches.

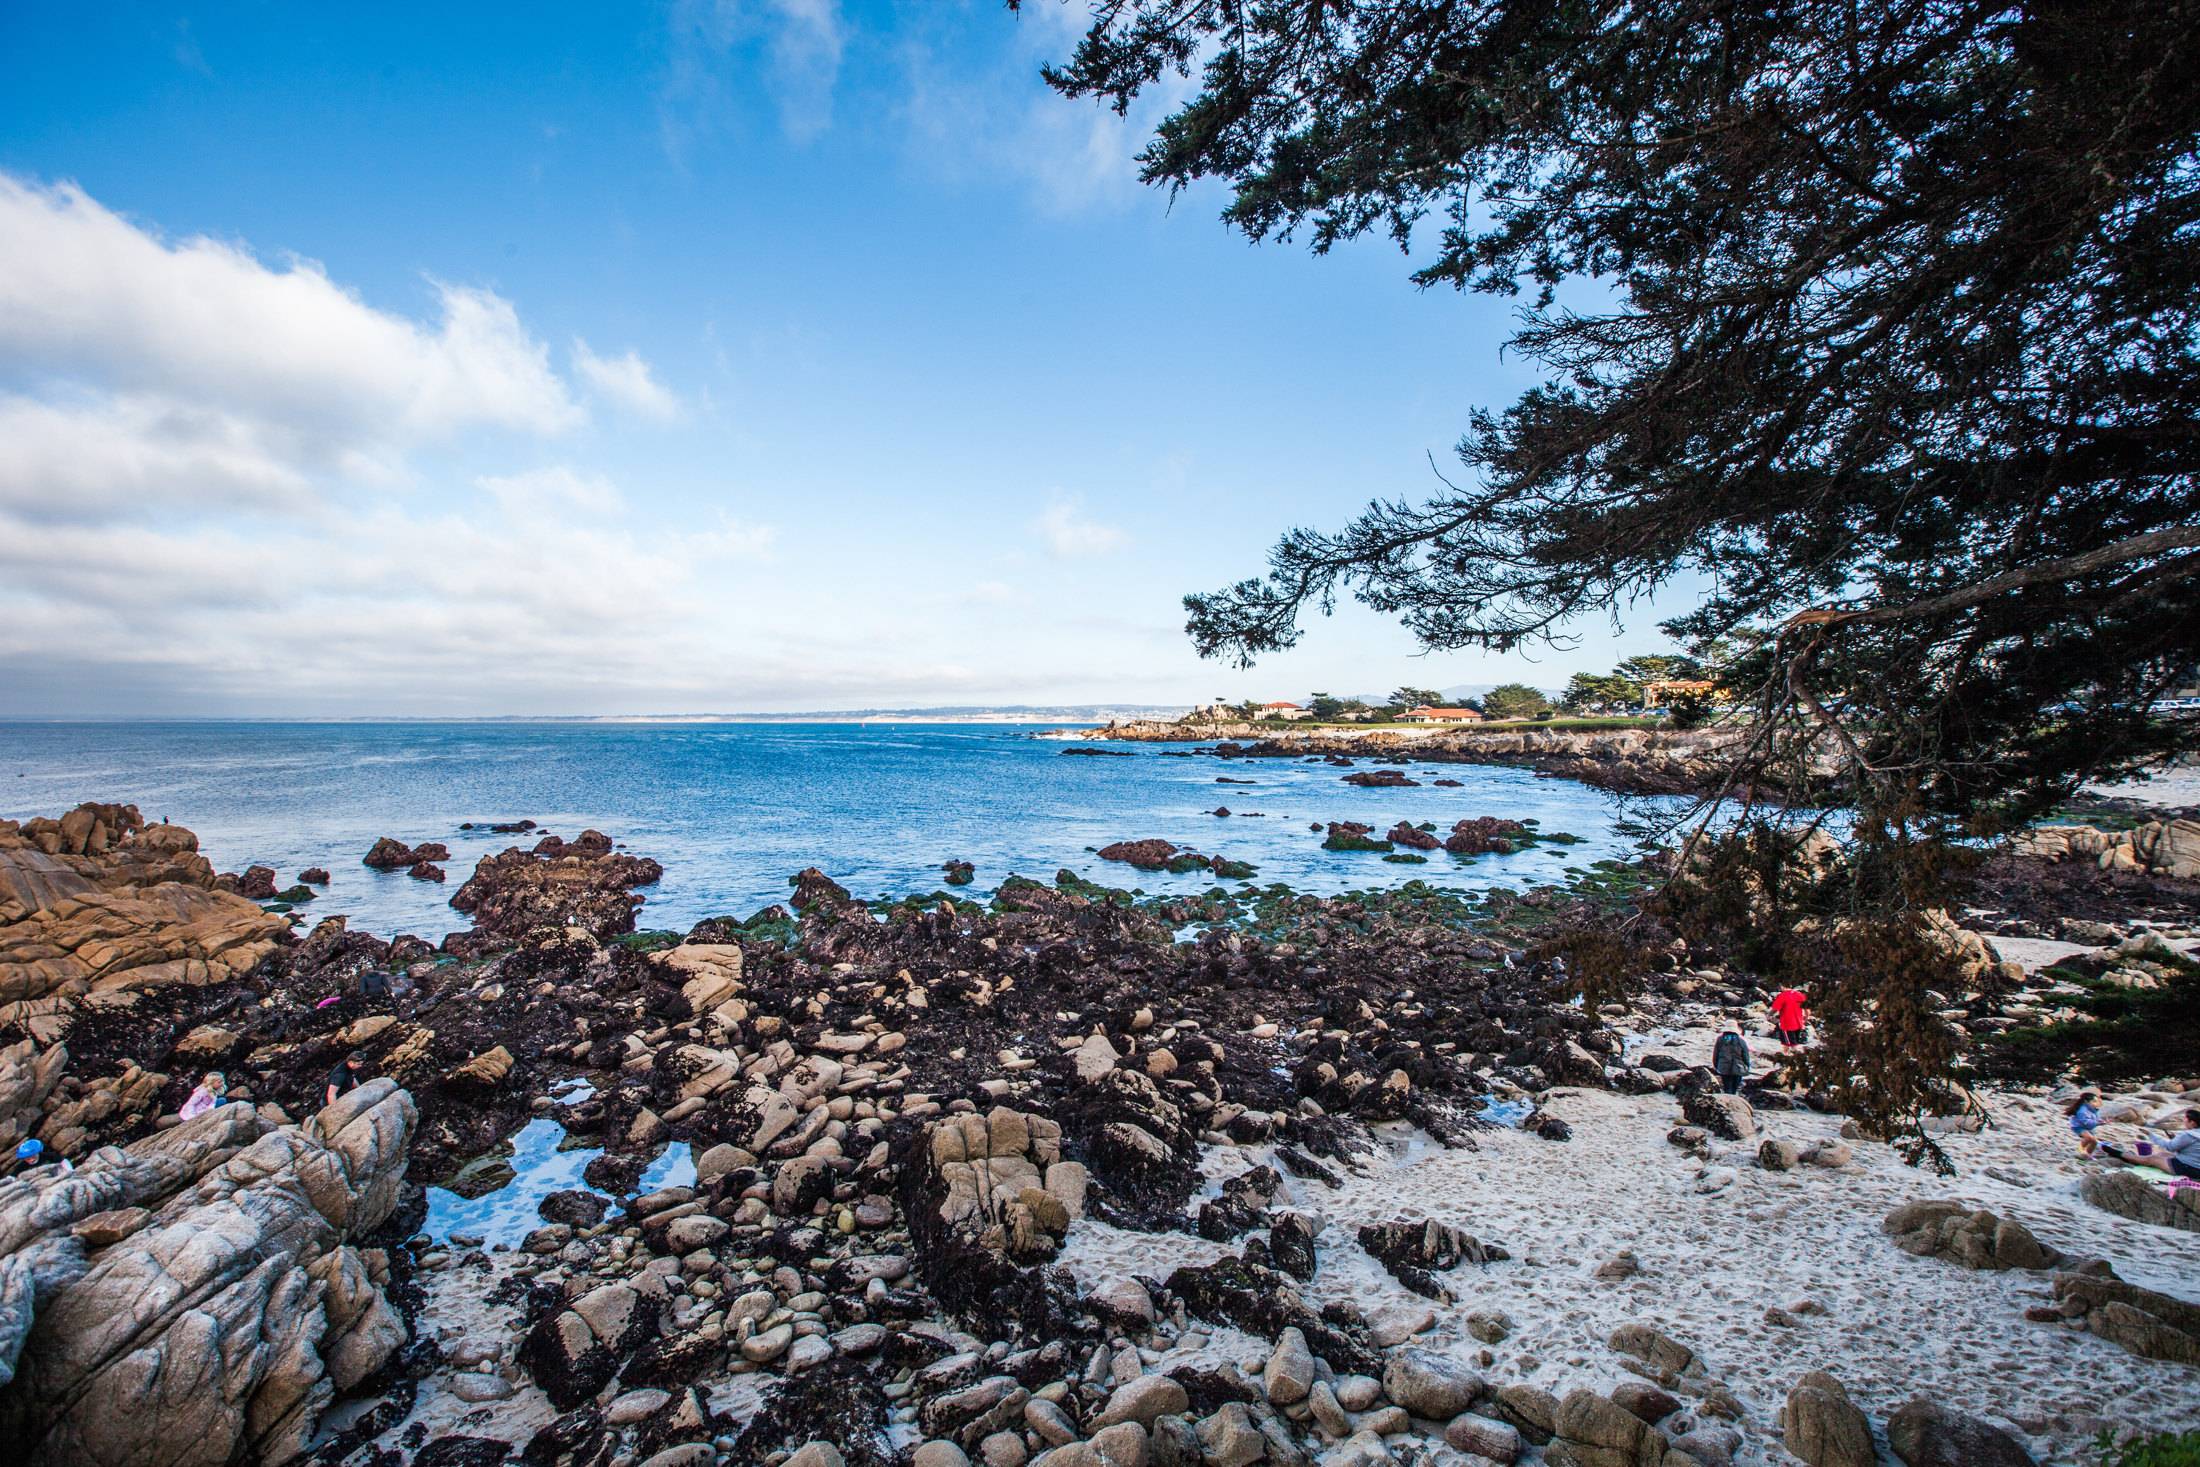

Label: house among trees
[1641,679,1725,708]
[1257,701,1312,720]
[1397,705,1485,723]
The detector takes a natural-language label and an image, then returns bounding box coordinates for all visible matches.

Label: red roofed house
[1398,706,1485,723]
[1258,701,1313,721]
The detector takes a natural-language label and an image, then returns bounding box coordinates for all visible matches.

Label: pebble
[741,1323,794,1362]
[605,1388,670,1425]
[446,1372,514,1403]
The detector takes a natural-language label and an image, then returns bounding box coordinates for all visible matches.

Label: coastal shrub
[1979,962,2200,1084]
[2099,1430,2200,1467]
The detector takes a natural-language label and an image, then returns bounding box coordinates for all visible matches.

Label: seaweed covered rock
[1357,1217,1509,1300]
[1385,823,1442,851]
[1165,1252,1376,1377]
[1322,822,1393,853]
[902,1107,1091,1340]
[1446,817,1532,856]
[449,830,664,941]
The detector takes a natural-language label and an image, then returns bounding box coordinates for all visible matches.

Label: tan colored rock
[449,1045,515,1088]
[1,812,288,1032]
[654,942,747,1023]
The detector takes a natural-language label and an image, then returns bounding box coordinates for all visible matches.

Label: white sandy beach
[1060,1015,2200,1466]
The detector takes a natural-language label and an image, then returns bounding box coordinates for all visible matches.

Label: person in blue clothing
[1713,1025,1752,1094]
[2068,1091,2104,1156]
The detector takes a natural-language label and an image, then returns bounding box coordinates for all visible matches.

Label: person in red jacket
[1768,986,1809,1050]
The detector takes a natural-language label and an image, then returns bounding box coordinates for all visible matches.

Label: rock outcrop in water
[0,805,289,1042]
[0,1077,416,1466]
[448,829,664,944]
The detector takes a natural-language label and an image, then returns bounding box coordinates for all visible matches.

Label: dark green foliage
[2098,1431,2200,1467]
[1664,691,1714,730]
[1030,0,2200,828]
[1980,950,2200,1084]
[1480,682,1551,720]
[1562,672,1642,713]
[1615,655,1703,687]
[1641,818,1977,1168]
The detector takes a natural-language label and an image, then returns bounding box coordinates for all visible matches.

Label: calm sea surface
[0,722,1673,940]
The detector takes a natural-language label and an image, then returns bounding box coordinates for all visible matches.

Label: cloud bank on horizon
[0,4,1689,718]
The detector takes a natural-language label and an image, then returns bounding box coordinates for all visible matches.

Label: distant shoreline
[0,712,1148,727]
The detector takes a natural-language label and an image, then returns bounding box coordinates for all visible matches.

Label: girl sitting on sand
[2100,1108,2200,1179]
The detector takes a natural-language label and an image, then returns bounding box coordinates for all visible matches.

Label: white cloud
[691,515,779,559]
[0,175,579,443]
[0,173,830,716]
[899,8,1199,216]
[1033,492,1128,557]
[660,0,846,158]
[0,393,312,521]
[479,467,625,515]
[572,339,683,421]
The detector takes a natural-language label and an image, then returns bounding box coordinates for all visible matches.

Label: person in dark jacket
[1713,1025,1752,1094]
[326,1051,368,1108]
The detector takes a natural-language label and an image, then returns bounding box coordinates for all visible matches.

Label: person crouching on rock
[2100,1108,2200,1178]
[326,1051,367,1108]
[179,1071,228,1120]
[10,1138,70,1176]
[1768,984,1809,1051]
[1713,1025,1752,1095]
[2067,1090,2105,1157]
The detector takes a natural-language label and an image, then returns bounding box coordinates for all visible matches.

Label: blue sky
[0,2,1694,716]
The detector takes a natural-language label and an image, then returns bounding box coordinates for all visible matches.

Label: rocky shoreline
[2,801,2197,1466]
[1042,724,1747,799]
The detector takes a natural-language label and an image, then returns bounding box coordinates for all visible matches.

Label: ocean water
[0,721,1674,940]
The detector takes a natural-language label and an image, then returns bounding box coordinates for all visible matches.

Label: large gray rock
[1886,1397,2035,1467]
[1882,1200,2060,1269]
[1781,1371,1874,1467]
[1553,1389,1666,1467]
[1383,1347,1484,1419]
[2081,1168,2200,1233]
[0,1080,416,1466]
[2051,1271,2200,1365]
[1091,1372,1189,1430]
